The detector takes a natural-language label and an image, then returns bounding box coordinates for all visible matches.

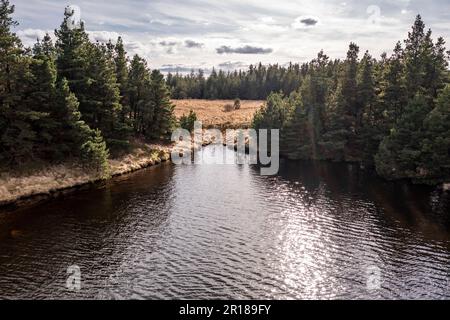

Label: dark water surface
[0,146,449,299]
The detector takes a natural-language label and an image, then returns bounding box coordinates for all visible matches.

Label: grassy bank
[0,142,172,208]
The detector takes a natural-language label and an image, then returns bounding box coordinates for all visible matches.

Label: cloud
[243,22,288,34]
[123,40,152,57]
[13,0,450,74]
[149,18,174,26]
[88,31,121,43]
[217,61,247,70]
[258,16,275,24]
[160,64,197,73]
[292,16,319,29]
[124,41,142,51]
[16,29,49,46]
[300,18,318,26]
[159,40,178,46]
[185,39,204,48]
[216,45,273,54]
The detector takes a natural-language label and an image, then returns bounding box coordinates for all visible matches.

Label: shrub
[234,98,241,110]
[223,104,234,112]
[179,109,198,132]
[81,129,110,179]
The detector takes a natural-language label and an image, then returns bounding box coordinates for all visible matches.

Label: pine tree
[402,15,448,104]
[375,93,431,180]
[147,70,176,140]
[179,110,197,132]
[114,37,131,127]
[55,7,90,101]
[282,52,330,161]
[281,91,311,159]
[252,92,291,131]
[83,42,121,141]
[80,129,110,179]
[319,85,348,160]
[404,15,426,98]
[0,0,23,106]
[320,43,360,161]
[0,0,43,165]
[53,78,110,176]
[127,54,152,135]
[423,35,449,101]
[53,78,92,159]
[205,68,218,99]
[380,42,407,124]
[419,85,450,182]
[357,51,379,164]
[27,34,59,159]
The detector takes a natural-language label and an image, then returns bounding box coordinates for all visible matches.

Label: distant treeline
[253,16,450,184]
[0,1,175,176]
[167,64,303,100]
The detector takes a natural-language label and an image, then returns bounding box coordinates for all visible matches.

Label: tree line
[167,63,304,100]
[0,1,175,176]
[253,16,450,184]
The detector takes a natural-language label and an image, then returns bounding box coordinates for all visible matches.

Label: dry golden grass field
[173,99,265,129]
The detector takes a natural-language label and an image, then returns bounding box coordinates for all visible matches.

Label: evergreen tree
[320,43,360,161]
[282,52,330,160]
[253,92,291,131]
[53,79,91,158]
[0,0,23,106]
[114,36,131,129]
[53,79,110,176]
[404,15,426,98]
[147,70,176,140]
[357,51,379,164]
[27,34,59,159]
[375,93,431,180]
[419,85,450,182]
[403,15,448,103]
[127,54,152,135]
[380,42,407,124]
[55,7,90,102]
[0,0,42,165]
[80,129,110,178]
[281,91,311,159]
[83,42,121,141]
[179,110,197,132]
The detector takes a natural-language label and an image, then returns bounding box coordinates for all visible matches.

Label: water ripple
[0,147,449,299]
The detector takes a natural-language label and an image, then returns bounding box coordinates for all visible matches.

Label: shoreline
[2,132,449,210]
[0,133,225,211]
[0,143,172,210]
[0,129,247,210]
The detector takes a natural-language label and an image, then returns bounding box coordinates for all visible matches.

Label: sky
[11,0,450,74]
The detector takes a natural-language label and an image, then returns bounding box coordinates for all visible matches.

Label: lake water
[0,145,449,299]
